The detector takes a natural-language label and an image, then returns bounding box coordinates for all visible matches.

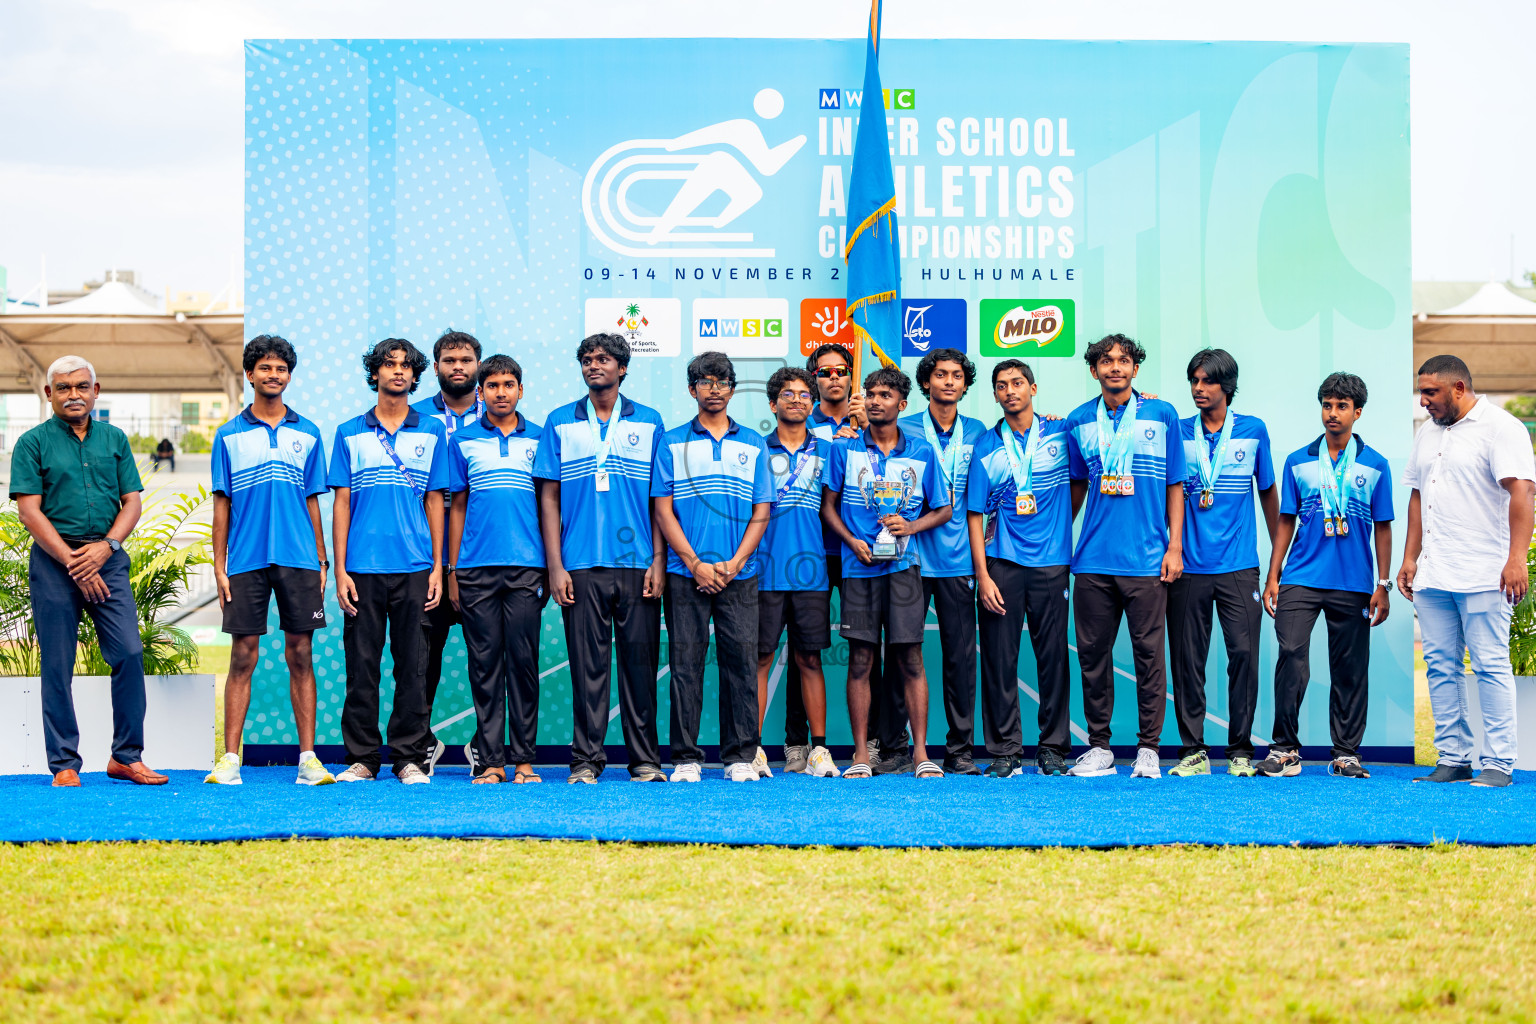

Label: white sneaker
[1067,747,1117,777]
[669,762,702,783]
[295,755,335,786]
[335,762,376,783]
[204,751,242,785]
[463,742,479,777]
[752,745,773,779]
[425,738,446,777]
[1131,747,1162,779]
[397,763,431,785]
[727,762,759,783]
[807,746,841,778]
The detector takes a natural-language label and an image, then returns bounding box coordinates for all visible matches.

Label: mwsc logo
[582,89,806,259]
[817,88,916,109]
[693,298,789,357]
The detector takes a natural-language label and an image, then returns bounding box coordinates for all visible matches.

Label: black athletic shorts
[222,565,326,635]
[758,588,832,654]
[839,565,926,645]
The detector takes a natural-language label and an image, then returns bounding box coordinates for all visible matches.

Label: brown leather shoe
[52,769,81,787]
[106,758,168,785]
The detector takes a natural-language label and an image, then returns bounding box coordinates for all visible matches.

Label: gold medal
[1016,492,1037,516]
[1337,517,1349,537]
[1199,490,1214,510]
[1324,516,1336,537]
[1118,475,1134,496]
[1101,474,1117,495]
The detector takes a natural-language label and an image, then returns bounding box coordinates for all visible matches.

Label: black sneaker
[945,753,982,776]
[1035,748,1068,776]
[874,749,914,775]
[1255,749,1302,777]
[1413,764,1473,783]
[1328,755,1371,778]
[984,755,1023,778]
[1471,768,1513,788]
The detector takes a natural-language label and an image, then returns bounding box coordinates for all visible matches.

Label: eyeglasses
[694,379,735,393]
[815,366,851,379]
[776,390,813,403]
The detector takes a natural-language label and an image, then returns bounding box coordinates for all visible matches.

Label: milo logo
[980,299,1075,357]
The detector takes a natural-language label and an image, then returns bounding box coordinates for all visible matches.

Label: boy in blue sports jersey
[823,367,952,779]
[899,348,986,775]
[1258,372,1394,780]
[446,354,545,785]
[1166,349,1279,779]
[1064,334,1188,780]
[534,333,669,784]
[329,338,449,785]
[755,367,840,778]
[411,329,482,773]
[966,359,1074,779]
[206,335,333,787]
[653,352,773,783]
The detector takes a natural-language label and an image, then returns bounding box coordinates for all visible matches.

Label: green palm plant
[0,488,211,676]
[1508,537,1536,676]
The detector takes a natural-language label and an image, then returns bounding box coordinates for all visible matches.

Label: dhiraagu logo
[980,299,1075,357]
[692,298,789,357]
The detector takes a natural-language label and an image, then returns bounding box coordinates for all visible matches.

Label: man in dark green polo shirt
[10,355,165,787]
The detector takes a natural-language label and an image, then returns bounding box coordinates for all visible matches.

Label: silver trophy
[864,474,915,561]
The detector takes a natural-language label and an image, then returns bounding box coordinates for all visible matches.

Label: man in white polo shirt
[1400,355,1535,788]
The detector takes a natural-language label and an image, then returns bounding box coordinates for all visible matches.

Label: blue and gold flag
[844,0,900,372]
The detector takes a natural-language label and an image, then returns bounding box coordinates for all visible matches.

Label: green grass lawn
[2,841,1532,1022]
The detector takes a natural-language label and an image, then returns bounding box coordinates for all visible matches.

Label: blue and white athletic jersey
[899,410,984,578]
[1278,435,1394,595]
[447,413,544,570]
[965,416,1073,569]
[412,391,483,437]
[328,408,449,575]
[652,417,773,580]
[531,394,665,572]
[824,428,948,579]
[211,406,327,576]
[759,431,831,591]
[1065,392,1187,577]
[810,405,854,557]
[1180,412,1277,575]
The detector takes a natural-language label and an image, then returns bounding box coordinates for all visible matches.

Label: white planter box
[0,674,214,775]
[1464,674,1536,771]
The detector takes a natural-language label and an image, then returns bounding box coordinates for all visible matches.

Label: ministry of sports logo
[582,88,805,259]
[583,298,682,358]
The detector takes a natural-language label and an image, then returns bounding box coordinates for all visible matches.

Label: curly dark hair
[1318,372,1368,409]
[243,334,297,374]
[1083,333,1147,369]
[804,342,852,373]
[863,366,912,400]
[767,366,815,405]
[434,329,482,361]
[687,350,736,389]
[915,348,976,398]
[577,332,631,369]
[363,338,428,393]
[478,353,523,386]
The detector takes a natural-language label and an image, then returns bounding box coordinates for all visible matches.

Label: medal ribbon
[1316,439,1355,530]
[861,431,889,510]
[999,416,1042,499]
[585,397,622,473]
[1094,392,1139,483]
[921,411,964,504]
[1194,412,1235,502]
[774,441,815,504]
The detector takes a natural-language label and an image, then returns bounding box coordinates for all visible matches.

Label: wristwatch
[319,560,330,569]
[1377,578,1394,592]
[105,538,122,553]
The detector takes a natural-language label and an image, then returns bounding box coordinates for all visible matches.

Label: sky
[0,0,1531,299]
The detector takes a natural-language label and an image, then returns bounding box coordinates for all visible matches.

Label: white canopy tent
[1413,280,1536,394]
[0,281,243,407]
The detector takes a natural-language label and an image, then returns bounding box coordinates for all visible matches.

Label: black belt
[60,536,106,547]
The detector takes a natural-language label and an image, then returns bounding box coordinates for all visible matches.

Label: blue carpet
[2,766,1532,847]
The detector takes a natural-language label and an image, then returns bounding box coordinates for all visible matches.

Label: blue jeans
[29,543,147,774]
[1417,588,1518,774]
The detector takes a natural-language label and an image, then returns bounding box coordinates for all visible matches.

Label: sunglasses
[815,366,851,379]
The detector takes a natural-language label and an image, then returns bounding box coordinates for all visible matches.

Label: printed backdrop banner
[244,39,1412,756]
